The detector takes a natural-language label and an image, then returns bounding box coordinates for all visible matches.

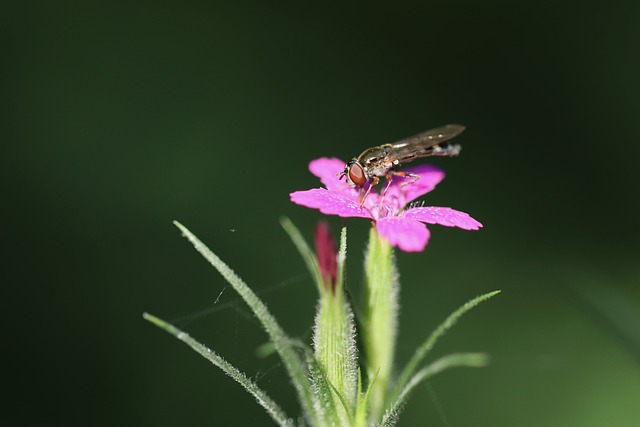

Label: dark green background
[4,1,640,425]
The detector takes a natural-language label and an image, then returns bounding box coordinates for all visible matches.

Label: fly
[338,124,465,207]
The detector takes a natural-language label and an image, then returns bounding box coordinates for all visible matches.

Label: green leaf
[173,221,318,424]
[335,225,347,294]
[280,217,324,293]
[354,368,379,427]
[327,380,354,424]
[143,313,293,427]
[381,353,489,427]
[255,342,276,359]
[389,290,500,407]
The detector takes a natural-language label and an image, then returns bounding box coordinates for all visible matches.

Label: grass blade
[173,221,317,424]
[144,313,293,427]
[390,290,500,406]
[280,217,323,293]
[381,353,489,427]
[354,368,379,427]
[335,225,347,294]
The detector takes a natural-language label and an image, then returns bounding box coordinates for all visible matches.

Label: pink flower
[290,158,482,252]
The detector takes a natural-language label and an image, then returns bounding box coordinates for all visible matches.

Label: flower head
[290,158,482,252]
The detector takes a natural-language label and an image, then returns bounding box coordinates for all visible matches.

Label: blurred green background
[4,1,640,425]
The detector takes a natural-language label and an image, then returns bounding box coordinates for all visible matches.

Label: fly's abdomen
[429,142,462,157]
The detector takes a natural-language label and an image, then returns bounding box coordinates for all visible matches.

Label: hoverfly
[338,124,465,207]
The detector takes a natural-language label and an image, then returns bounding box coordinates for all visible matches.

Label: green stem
[362,226,398,422]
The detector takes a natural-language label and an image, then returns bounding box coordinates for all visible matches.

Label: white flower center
[366,193,404,220]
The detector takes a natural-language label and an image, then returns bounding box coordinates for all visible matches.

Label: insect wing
[387,124,465,163]
[390,124,465,149]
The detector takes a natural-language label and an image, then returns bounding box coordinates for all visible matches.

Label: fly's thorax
[357,144,395,178]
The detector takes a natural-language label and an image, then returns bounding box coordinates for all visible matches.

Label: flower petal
[384,164,446,205]
[290,188,373,219]
[402,206,483,230]
[376,217,430,252]
[309,158,350,192]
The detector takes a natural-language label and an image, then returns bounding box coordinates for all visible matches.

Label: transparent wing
[387,124,465,162]
[390,124,465,149]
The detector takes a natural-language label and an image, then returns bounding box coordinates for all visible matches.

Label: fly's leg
[389,171,420,203]
[359,176,379,209]
[379,173,394,206]
[382,174,393,197]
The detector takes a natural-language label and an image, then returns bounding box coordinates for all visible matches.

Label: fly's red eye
[348,163,367,187]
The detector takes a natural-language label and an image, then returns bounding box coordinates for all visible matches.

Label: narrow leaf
[335,225,347,294]
[354,368,379,427]
[390,290,500,405]
[354,369,363,426]
[173,221,318,424]
[280,217,323,293]
[327,380,354,423]
[381,353,488,427]
[144,313,293,427]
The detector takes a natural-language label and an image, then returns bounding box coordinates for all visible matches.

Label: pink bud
[314,221,337,293]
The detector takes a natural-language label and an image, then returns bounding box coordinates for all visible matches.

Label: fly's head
[338,158,368,188]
